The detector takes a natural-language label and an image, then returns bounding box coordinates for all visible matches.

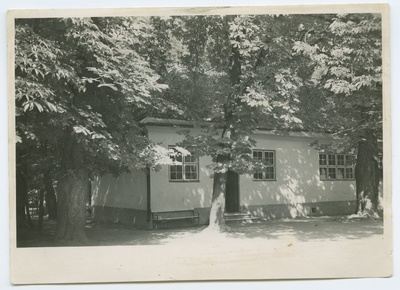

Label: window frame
[168,146,200,182]
[319,153,355,181]
[252,149,276,181]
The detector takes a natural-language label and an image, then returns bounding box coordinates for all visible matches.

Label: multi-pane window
[319,153,354,180]
[253,150,276,181]
[169,147,199,181]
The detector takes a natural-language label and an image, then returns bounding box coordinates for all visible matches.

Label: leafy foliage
[15,17,177,178]
[293,13,382,149]
[160,15,330,173]
[15,13,384,232]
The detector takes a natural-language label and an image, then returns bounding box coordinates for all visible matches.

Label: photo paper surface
[8,4,392,284]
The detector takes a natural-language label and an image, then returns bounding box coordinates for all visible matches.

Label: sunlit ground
[16,216,390,281]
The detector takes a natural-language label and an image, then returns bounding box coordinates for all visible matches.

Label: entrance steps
[224,212,261,223]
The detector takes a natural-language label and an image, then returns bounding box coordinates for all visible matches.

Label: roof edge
[140,117,333,140]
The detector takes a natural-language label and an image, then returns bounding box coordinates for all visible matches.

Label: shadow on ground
[16,216,383,248]
[226,216,384,242]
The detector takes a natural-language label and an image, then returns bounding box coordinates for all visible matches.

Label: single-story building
[91,117,382,227]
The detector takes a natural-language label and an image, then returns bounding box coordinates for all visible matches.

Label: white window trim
[252,149,276,181]
[168,146,199,182]
[319,153,355,181]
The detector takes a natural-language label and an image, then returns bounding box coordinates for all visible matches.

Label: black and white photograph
[5,2,394,287]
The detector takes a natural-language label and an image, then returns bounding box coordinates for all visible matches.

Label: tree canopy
[15,17,180,240]
[15,17,179,175]
[14,13,384,239]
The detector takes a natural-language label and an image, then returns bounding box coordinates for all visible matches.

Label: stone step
[225,216,261,222]
[224,212,260,222]
[224,212,251,218]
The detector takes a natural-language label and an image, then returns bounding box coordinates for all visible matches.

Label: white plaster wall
[148,126,356,213]
[148,126,213,212]
[240,133,356,208]
[92,170,147,210]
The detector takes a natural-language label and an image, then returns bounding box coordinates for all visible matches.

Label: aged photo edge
[8,3,393,284]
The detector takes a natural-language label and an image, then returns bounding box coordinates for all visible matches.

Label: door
[225,170,240,213]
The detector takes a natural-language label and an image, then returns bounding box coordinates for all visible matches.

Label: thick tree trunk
[207,171,228,232]
[55,130,88,243]
[355,130,381,216]
[44,170,57,220]
[205,150,231,232]
[55,170,88,242]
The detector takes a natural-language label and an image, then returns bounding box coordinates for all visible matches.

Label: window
[169,147,199,181]
[253,150,276,181]
[319,153,354,180]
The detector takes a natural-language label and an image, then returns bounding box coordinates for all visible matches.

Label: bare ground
[17,215,384,247]
[13,216,391,283]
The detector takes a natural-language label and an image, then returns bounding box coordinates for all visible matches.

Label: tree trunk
[38,189,44,234]
[86,178,92,219]
[16,148,30,228]
[207,171,228,232]
[55,170,88,242]
[16,168,28,228]
[55,130,88,243]
[44,170,57,220]
[355,130,381,216]
[205,151,231,232]
[204,18,242,233]
[25,202,32,226]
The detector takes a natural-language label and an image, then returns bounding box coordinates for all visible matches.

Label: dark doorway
[225,170,240,213]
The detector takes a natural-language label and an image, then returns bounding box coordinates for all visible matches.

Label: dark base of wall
[152,208,211,229]
[243,200,357,220]
[93,206,210,228]
[93,201,357,228]
[92,206,148,228]
[197,201,357,224]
